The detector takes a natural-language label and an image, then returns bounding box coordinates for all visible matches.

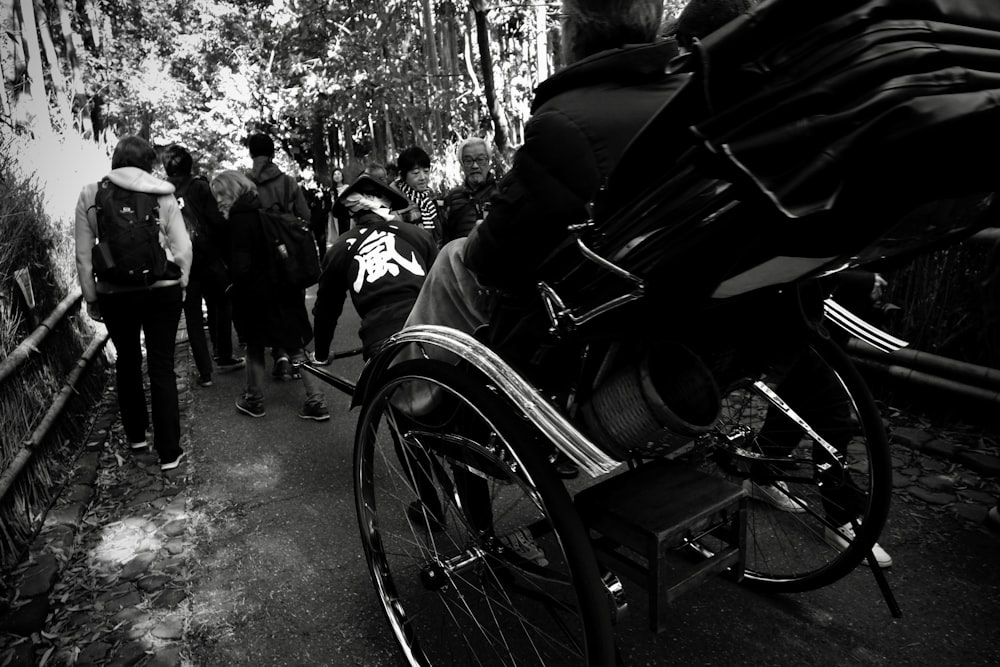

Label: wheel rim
[356,371,596,665]
[684,342,890,590]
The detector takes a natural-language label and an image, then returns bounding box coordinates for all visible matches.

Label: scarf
[394,180,438,235]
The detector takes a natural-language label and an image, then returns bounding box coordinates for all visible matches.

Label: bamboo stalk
[846,337,1000,390]
[0,331,108,504]
[851,356,1000,406]
[0,290,83,385]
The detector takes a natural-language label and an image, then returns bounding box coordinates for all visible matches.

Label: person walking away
[441,136,500,246]
[306,183,332,253]
[75,135,192,471]
[392,146,444,245]
[210,170,330,422]
[162,144,244,388]
[246,133,313,381]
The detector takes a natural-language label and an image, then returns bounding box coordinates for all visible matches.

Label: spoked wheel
[355,359,616,666]
[684,333,891,592]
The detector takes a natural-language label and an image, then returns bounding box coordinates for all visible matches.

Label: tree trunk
[34,0,71,128]
[74,0,98,51]
[1,0,20,126]
[327,123,341,168]
[0,56,13,127]
[469,0,509,153]
[310,105,329,187]
[343,115,356,173]
[54,0,81,94]
[15,0,51,135]
[420,0,442,147]
[461,10,482,131]
[534,3,548,84]
[383,100,395,164]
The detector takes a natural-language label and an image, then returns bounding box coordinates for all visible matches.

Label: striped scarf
[395,180,438,235]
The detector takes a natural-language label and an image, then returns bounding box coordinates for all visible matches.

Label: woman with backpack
[74,135,192,471]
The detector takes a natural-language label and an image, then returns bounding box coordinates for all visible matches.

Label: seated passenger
[400,0,690,371]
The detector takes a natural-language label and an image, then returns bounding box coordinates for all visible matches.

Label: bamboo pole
[851,356,1000,406]
[0,330,108,504]
[0,290,82,385]
[846,337,1000,390]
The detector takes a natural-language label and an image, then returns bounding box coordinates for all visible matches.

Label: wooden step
[576,458,746,633]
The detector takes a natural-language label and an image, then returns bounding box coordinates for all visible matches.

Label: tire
[682,333,892,592]
[354,359,616,666]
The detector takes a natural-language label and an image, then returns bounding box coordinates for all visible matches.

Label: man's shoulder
[445,183,472,203]
[186,175,212,192]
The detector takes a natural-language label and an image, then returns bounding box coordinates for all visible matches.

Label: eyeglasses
[462,155,490,167]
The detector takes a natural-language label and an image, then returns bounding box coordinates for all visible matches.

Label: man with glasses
[441,137,499,246]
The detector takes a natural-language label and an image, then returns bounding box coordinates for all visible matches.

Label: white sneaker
[743,480,807,513]
[160,451,186,471]
[824,521,892,568]
[499,528,548,567]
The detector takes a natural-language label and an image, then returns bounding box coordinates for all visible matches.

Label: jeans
[98,285,184,463]
[393,239,495,415]
[200,265,236,361]
[183,276,213,379]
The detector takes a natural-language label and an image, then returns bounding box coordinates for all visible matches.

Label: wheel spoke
[680,336,891,591]
[355,360,614,665]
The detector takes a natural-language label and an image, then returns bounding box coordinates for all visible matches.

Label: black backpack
[90,178,181,286]
[174,176,214,268]
[258,208,321,289]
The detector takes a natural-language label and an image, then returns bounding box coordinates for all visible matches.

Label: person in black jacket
[162,145,244,387]
[312,174,438,362]
[210,170,330,422]
[305,184,332,253]
[441,137,499,246]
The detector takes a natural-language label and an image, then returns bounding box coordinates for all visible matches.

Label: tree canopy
[2,0,688,190]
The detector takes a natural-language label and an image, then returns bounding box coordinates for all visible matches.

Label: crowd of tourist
[73,120,507,464]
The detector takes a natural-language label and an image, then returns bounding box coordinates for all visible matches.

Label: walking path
[1,332,999,665]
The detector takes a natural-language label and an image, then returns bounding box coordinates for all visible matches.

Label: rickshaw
[302,0,1000,663]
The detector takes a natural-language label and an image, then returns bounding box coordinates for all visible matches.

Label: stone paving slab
[0,335,195,666]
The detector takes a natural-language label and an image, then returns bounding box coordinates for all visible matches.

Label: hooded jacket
[75,167,192,302]
[248,156,311,221]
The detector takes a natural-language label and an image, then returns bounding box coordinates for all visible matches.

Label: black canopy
[579,0,1000,304]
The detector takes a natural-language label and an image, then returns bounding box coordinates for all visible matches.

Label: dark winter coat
[248,158,311,221]
[463,40,683,290]
[166,173,229,279]
[228,192,313,349]
[313,211,438,359]
[441,173,499,245]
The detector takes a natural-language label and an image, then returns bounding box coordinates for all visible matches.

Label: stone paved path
[1,337,998,665]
